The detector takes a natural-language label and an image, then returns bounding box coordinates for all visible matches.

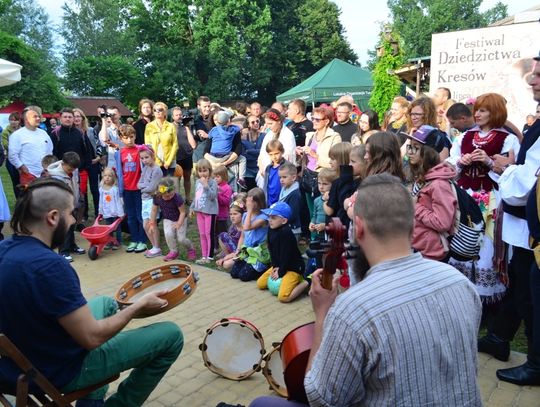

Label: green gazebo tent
[276,58,373,110]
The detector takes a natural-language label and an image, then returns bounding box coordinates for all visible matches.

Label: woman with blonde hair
[144,101,179,176]
[73,107,100,222]
[296,106,341,215]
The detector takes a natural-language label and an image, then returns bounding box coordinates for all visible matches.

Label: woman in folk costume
[448,93,520,304]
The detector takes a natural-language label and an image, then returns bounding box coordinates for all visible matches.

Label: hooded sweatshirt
[412,162,457,261]
[208,125,240,156]
[48,160,80,207]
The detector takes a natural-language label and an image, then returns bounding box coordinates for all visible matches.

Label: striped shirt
[305,253,482,407]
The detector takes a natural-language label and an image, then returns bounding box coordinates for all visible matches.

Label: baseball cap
[261,202,291,220]
[216,110,231,125]
[409,125,447,153]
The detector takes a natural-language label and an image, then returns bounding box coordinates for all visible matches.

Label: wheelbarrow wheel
[88,246,98,260]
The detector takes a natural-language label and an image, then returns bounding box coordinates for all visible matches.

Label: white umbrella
[0,58,22,87]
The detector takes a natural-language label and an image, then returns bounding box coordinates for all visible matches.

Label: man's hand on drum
[134,290,169,317]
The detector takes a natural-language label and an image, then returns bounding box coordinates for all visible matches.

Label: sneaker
[187,247,197,261]
[134,242,147,253]
[195,257,209,264]
[104,242,113,250]
[126,242,137,252]
[236,178,247,190]
[72,246,86,255]
[61,253,73,262]
[144,248,162,258]
[111,242,120,250]
[164,251,178,262]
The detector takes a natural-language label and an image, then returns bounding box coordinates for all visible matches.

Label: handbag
[301,167,318,194]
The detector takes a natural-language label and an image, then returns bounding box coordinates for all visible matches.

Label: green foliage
[387,0,508,59]
[63,56,143,105]
[0,0,58,70]
[192,0,273,101]
[0,31,67,111]
[369,27,404,121]
[127,0,199,106]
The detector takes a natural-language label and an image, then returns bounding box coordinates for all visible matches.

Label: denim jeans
[123,190,145,243]
[62,296,183,406]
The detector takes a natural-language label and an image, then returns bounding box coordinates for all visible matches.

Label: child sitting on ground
[137,145,163,258]
[256,202,307,302]
[228,188,270,281]
[148,177,196,262]
[99,167,124,249]
[278,161,302,238]
[216,194,246,265]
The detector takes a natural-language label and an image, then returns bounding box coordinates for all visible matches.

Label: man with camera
[98,106,123,169]
[172,106,197,201]
[192,96,214,162]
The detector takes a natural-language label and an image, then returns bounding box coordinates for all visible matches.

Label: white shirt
[8,126,53,177]
[499,132,540,248]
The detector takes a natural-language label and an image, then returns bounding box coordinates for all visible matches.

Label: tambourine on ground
[199,318,289,398]
[115,263,198,318]
[199,317,266,381]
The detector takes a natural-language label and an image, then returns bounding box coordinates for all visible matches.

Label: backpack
[446,182,485,261]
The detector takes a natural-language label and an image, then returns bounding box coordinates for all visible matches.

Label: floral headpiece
[230,200,246,211]
[158,184,174,194]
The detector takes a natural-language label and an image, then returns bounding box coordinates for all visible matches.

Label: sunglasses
[154,108,165,113]
[312,117,325,122]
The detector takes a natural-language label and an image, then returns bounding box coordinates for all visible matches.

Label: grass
[0,165,530,354]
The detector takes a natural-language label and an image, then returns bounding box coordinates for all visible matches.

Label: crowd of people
[0,51,540,406]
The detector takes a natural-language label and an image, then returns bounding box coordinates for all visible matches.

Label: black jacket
[268,224,304,277]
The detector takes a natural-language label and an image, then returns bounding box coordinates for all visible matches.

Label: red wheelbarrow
[81,215,125,260]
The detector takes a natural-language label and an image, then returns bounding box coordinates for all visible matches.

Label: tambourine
[115,263,198,317]
[199,317,265,381]
[262,341,288,398]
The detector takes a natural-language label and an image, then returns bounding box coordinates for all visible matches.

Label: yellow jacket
[144,120,178,168]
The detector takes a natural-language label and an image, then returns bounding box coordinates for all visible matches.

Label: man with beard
[249,174,481,407]
[0,178,183,406]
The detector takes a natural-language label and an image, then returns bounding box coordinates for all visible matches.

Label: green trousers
[62,296,183,406]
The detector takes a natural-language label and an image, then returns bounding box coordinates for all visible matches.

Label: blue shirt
[0,236,88,389]
[267,166,281,206]
[242,212,268,247]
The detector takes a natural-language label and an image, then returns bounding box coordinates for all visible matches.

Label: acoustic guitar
[280,218,346,403]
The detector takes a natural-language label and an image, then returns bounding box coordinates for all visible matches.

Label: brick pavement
[72,236,540,407]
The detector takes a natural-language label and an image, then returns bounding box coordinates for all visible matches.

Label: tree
[0,31,67,111]
[256,0,357,102]
[126,0,199,106]
[0,0,58,70]
[387,0,508,59]
[192,0,273,101]
[369,26,404,122]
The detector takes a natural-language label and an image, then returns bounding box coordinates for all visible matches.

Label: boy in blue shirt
[263,139,286,206]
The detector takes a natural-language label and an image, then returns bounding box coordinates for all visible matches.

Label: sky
[38,0,539,65]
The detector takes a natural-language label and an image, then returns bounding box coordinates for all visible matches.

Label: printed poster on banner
[430,22,540,126]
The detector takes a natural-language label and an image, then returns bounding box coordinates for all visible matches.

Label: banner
[430,22,540,126]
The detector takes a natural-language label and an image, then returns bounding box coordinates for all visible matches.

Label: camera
[99,105,111,119]
[181,108,197,125]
